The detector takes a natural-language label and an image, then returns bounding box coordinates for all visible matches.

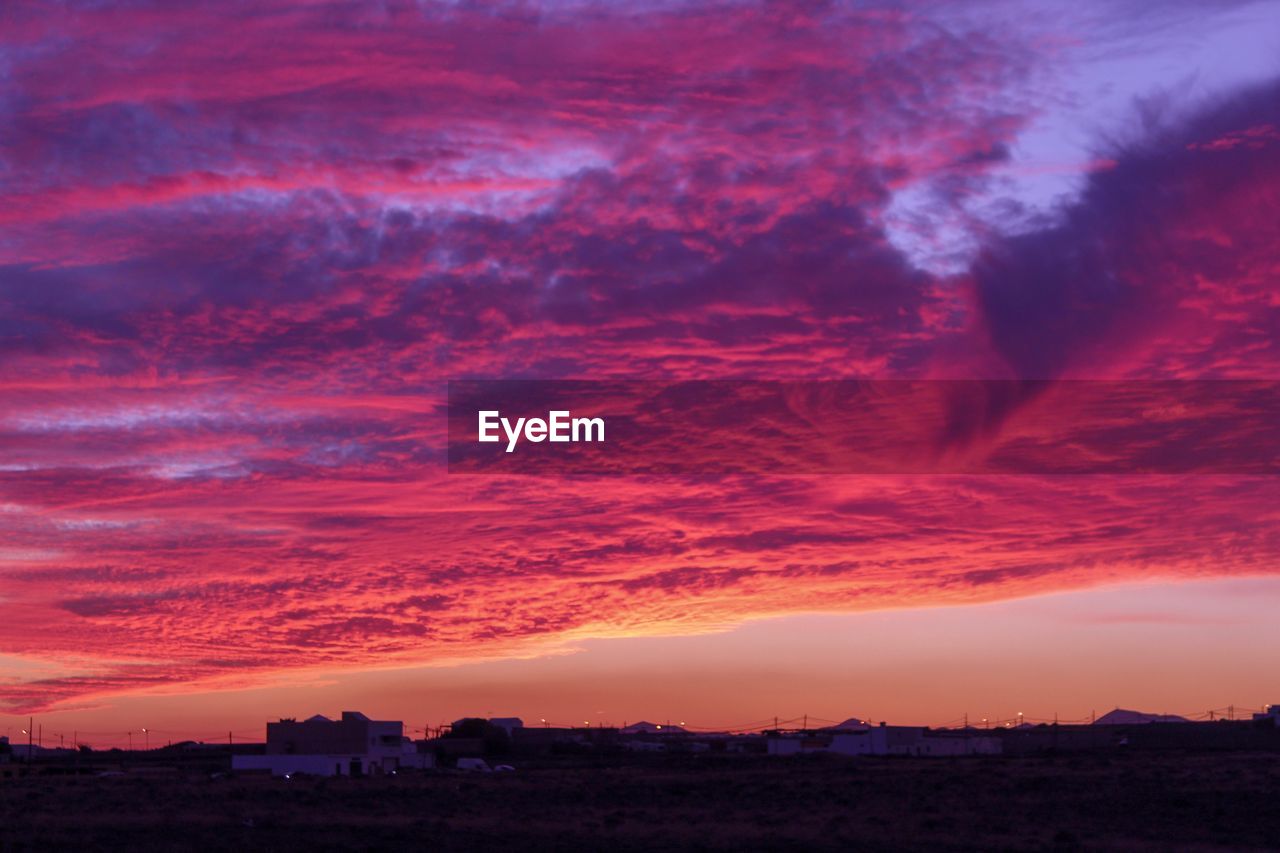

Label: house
[232,711,432,777]
[510,726,597,756]
[5,744,69,761]
[895,729,1002,757]
[767,724,1001,757]
[996,724,1119,754]
[1252,705,1280,727]
[767,731,834,756]
[487,717,524,736]
[0,737,19,780]
[623,739,670,753]
[0,735,19,777]
[861,725,1003,756]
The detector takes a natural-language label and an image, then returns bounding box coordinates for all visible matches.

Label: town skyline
[3,0,1280,755]
[7,704,1276,753]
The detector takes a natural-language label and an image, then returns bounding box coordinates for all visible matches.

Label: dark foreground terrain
[2,752,1279,851]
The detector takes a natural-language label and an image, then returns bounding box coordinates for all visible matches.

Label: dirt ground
[2,751,1278,851]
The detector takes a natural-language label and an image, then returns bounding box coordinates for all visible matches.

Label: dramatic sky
[2,0,1279,743]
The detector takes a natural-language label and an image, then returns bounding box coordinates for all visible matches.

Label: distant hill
[1094,709,1189,725]
[620,721,686,734]
[822,717,871,731]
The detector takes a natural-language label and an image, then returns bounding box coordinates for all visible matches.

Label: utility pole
[27,717,33,764]
[803,714,808,732]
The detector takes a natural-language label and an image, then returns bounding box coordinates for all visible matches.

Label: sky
[1,0,1279,744]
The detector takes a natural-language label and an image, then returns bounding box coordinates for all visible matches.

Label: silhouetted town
[7,705,1280,850]
[5,704,1279,779]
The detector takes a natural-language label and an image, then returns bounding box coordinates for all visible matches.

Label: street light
[142,728,149,751]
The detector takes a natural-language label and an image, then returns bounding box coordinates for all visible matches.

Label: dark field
[2,752,1279,851]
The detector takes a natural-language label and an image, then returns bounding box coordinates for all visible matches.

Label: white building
[232,711,433,777]
[1252,705,1280,727]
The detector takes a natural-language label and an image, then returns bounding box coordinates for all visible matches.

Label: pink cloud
[0,1,1277,713]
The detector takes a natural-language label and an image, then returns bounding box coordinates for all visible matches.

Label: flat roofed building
[234,711,428,777]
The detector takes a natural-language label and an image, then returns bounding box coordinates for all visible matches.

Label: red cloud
[1,1,1278,711]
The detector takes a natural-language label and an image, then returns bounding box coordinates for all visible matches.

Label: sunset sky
[2,0,1279,746]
